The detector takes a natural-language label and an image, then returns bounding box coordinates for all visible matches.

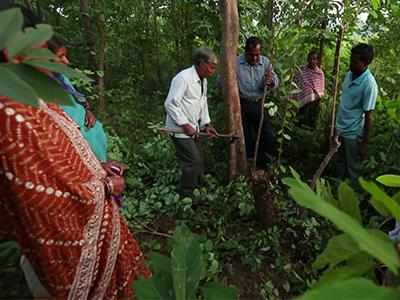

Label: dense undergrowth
[98,79,400,298]
[1,74,399,298]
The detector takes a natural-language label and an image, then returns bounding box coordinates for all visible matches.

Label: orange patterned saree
[0,97,150,299]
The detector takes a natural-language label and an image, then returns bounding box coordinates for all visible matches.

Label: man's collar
[350,68,370,86]
[191,65,201,83]
[238,54,262,66]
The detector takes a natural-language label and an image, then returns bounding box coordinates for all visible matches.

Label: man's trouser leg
[335,136,361,188]
[241,102,255,160]
[259,112,278,160]
[301,100,320,127]
[172,137,203,198]
[343,137,361,189]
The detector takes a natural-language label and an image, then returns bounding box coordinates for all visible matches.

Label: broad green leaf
[6,24,53,57]
[313,261,375,289]
[0,8,23,50]
[0,65,38,106]
[287,173,400,273]
[376,174,400,187]
[202,281,239,300]
[316,178,338,208]
[133,277,165,300]
[171,224,203,300]
[338,182,361,223]
[282,177,303,189]
[23,60,91,81]
[360,178,400,221]
[289,167,303,183]
[147,252,175,299]
[3,64,73,106]
[297,278,397,300]
[25,48,59,61]
[313,233,361,270]
[393,191,400,204]
[370,196,391,217]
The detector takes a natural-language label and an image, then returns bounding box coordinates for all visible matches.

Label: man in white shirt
[165,46,218,198]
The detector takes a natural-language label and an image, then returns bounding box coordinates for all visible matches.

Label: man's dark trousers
[241,100,278,163]
[335,136,361,189]
[171,136,203,198]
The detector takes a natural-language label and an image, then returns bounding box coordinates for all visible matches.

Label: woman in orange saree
[0,96,150,299]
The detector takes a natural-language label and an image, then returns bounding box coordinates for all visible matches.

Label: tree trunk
[80,0,106,111]
[219,0,247,179]
[266,0,275,60]
[330,25,344,138]
[318,11,328,67]
[266,0,274,31]
[153,6,163,87]
[94,1,106,111]
[80,0,97,70]
[24,0,33,11]
[185,11,194,65]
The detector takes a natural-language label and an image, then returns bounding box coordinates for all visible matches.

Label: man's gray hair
[192,46,218,66]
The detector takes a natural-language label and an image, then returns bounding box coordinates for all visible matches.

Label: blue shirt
[336,69,378,139]
[236,54,279,100]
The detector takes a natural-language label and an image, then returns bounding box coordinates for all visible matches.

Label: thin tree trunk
[185,11,194,65]
[34,0,44,21]
[24,0,33,10]
[94,2,106,111]
[219,0,247,179]
[266,0,275,60]
[318,13,328,67]
[266,0,274,31]
[81,0,106,111]
[153,6,163,87]
[330,26,344,138]
[80,0,97,71]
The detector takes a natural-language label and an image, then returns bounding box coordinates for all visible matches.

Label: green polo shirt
[336,68,378,139]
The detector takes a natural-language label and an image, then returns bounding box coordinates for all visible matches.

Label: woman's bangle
[102,177,113,197]
[105,177,114,196]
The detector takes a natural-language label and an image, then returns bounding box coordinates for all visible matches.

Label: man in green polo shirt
[335,43,378,188]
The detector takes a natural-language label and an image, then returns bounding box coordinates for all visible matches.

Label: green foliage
[7,24,53,57]
[202,281,239,300]
[377,175,400,188]
[312,233,361,270]
[297,278,397,300]
[338,182,362,223]
[133,224,238,300]
[0,8,22,49]
[171,225,203,300]
[3,63,71,105]
[0,8,89,107]
[0,65,37,105]
[0,241,19,274]
[284,168,400,298]
[360,178,400,222]
[283,168,400,273]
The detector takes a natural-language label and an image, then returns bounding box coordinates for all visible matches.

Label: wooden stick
[156,127,239,139]
[252,85,268,171]
[311,134,341,190]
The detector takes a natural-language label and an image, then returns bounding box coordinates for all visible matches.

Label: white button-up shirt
[164,65,211,138]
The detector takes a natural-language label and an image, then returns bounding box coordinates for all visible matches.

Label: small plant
[133,224,238,300]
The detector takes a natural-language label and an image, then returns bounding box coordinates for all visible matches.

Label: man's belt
[240,97,262,103]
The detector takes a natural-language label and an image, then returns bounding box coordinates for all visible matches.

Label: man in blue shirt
[335,43,378,187]
[237,37,279,165]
